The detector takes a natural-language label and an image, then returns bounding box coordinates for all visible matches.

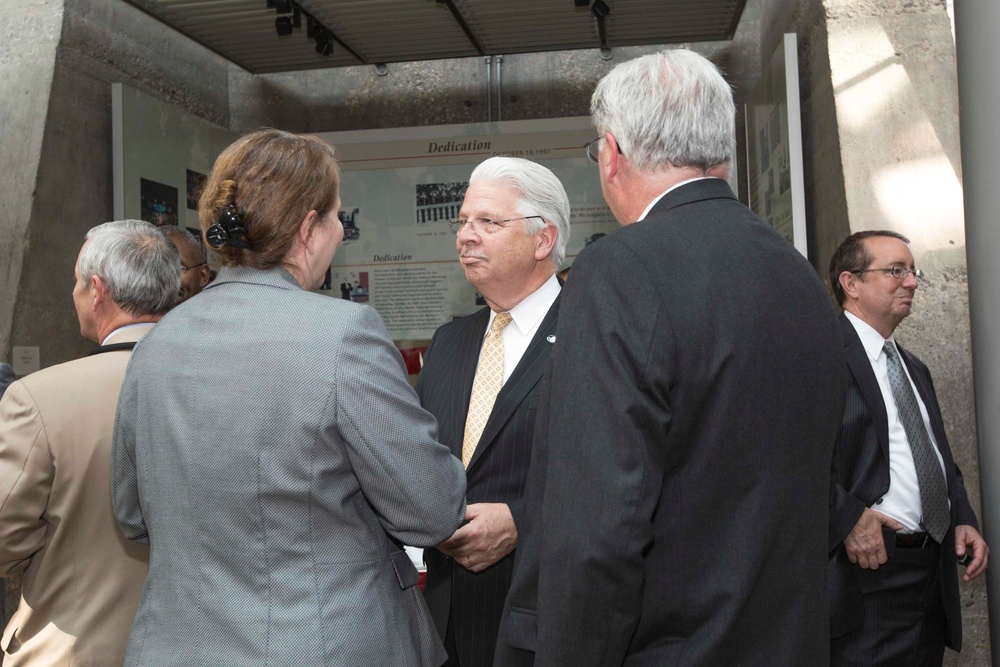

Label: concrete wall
[5,0,230,368]
[0,0,63,364]
[228,46,682,134]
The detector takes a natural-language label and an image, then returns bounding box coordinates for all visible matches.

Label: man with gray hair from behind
[418,156,569,667]
[496,49,845,666]
[0,220,178,666]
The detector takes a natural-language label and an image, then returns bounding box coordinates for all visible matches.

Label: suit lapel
[466,296,560,472]
[840,314,890,458]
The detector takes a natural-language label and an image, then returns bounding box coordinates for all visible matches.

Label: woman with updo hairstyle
[111,128,466,666]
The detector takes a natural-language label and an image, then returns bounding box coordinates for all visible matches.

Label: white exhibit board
[112,83,236,273]
[745,33,808,258]
[317,118,619,343]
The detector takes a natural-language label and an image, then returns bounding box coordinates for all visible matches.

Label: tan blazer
[0,326,152,667]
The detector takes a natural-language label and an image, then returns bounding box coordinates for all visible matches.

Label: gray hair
[468,157,571,269]
[79,220,180,317]
[162,226,206,262]
[591,49,735,172]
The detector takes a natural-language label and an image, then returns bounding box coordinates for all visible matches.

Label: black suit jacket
[829,313,978,647]
[495,178,846,666]
[417,297,559,667]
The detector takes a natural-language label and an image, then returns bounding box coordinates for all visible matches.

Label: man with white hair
[0,220,178,666]
[417,157,569,667]
[496,49,845,665]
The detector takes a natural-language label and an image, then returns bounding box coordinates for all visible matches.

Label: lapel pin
[546,335,556,344]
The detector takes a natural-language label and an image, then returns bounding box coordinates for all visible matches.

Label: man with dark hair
[162,226,210,303]
[0,220,179,666]
[496,48,846,666]
[828,230,988,665]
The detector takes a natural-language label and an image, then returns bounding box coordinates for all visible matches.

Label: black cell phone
[958,553,973,567]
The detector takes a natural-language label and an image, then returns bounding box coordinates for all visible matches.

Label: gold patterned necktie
[462,312,513,467]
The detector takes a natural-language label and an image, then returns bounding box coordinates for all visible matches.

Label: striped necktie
[883,341,950,542]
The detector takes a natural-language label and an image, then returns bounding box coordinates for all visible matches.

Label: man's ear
[90,275,109,312]
[604,132,623,182]
[839,271,859,301]
[197,265,211,288]
[534,222,558,262]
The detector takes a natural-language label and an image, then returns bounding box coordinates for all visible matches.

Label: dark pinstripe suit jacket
[829,313,979,648]
[417,297,559,667]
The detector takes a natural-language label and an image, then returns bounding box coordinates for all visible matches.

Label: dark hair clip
[206,204,250,249]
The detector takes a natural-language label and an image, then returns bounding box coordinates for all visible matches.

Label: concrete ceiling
[122,0,748,74]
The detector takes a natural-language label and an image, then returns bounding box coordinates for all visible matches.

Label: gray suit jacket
[112,265,467,667]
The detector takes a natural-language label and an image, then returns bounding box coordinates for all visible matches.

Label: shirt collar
[102,322,155,346]
[844,310,895,362]
[636,176,720,222]
[487,273,561,337]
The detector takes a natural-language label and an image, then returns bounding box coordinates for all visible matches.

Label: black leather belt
[895,532,934,549]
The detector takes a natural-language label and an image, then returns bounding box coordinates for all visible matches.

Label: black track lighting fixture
[268,1,335,58]
[275,16,294,36]
[314,27,333,56]
[316,41,333,56]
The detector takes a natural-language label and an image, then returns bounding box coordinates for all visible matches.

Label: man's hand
[844,508,904,570]
[955,524,989,581]
[436,503,517,573]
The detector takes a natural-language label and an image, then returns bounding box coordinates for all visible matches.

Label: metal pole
[496,55,504,122]
[954,2,1000,662]
[485,56,492,123]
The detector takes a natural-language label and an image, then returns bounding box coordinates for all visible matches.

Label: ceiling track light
[275,16,293,36]
[268,1,335,57]
[591,0,611,50]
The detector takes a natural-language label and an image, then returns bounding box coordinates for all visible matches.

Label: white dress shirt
[482,274,561,383]
[636,177,720,222]
[845,311,949,532]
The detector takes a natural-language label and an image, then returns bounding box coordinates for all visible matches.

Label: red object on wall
[398,346,429,375]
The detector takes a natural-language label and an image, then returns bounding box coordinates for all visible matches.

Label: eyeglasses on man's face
[853,266,924,283]
[448,216,543,235]
[584,137,602,164]
[583,136,624,164]
[181,262,207,272]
